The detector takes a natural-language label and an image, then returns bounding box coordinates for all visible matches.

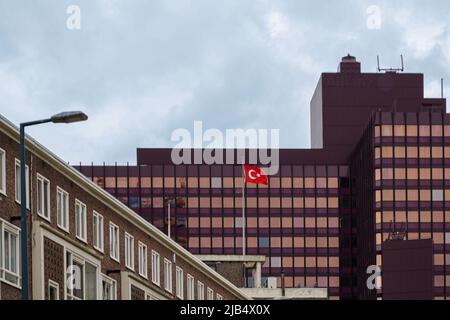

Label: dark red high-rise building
[76,55,448,300]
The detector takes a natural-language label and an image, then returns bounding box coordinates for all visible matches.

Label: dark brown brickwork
[213,262,245,288]
[0,282,21,300]
[44,237,65,300]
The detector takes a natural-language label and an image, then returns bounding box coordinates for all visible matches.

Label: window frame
[48,280,60,300]
[0,148,5,195]
[0,219,21,288]
[64,250,98,300]
[15,159,30,209]
[207,287,214,300]
[176,266,184,299]
[101,273,117,300]
[138,241,147,278]
[186,274,195,300]
[56,187,70,232]
[164,258,173,293]
[36,173,51,221]
[109,222,120,262]
[151,250,160,286]
[75,199,87,242]
[124,233,135,271]
[93,211,104,252]
[197,281,205,300]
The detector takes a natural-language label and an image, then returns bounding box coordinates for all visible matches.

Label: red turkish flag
[244,164,268,185]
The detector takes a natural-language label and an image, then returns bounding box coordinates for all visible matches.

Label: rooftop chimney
[339,54,361,74]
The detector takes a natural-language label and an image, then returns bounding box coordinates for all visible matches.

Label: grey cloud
[0,0,449,164]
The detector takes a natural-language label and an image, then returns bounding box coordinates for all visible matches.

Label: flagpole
[242,161,246,256]
[168,200,171,239]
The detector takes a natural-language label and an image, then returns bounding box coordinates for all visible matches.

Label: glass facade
[373,112,450,299]
[77,163,346,299]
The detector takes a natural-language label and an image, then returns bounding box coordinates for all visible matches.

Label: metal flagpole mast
[242,161,246,256]
[168,201,171,239]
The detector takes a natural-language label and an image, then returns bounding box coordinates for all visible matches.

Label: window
[271,256,281,268]
[138,242,147,278]
[37,174,50,220]
[445,233,450,244]
[75,200,87,242]
[93,212,104,252]
[15,159,30,209]
[65,251,98,300]
[259,237,269,248]
[197,281,205,300]
[124,233,134,270]
[151,250,160,285]
[216,293,223,300]
[0,148,5,195]
[0,219,21,287]
[101,274,117,300]
[57,187,69,232]
[432,189,444,201]
[211,177,222,188]
[164,258,173,293]
[176,267,184,299]
[187,274,195,300]
[207,287,214,300]
[48,280,60,300]
[109,223,120,262]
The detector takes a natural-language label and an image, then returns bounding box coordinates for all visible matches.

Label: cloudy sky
[0,0,449,164]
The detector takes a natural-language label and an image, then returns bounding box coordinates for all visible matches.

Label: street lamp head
[50,111,88,123]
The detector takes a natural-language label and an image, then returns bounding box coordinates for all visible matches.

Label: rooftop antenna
[441,78,444,98]
[377,54,404,73]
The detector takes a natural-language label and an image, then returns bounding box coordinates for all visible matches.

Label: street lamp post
[20,111,88,300]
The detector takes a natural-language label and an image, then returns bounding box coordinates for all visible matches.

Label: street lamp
[20,111,88,300]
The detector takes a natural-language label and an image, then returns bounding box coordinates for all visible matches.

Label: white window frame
[138,242,147,278]
[75,199,87,242]
[0,148,6,195]
[216,293,223,300]
[48,280,60,300]
[101,273,117,300]
[176,266,184,299]
[197,281,205,300]
[15,159,30,209]
[151,250,160,286]
[164,258,172,293]
[56,187,69,232]
[65,250,98,300]
[207,287,214,300]
[0,219,21,288]
[109,222,120,262]
[37,173,51,221]
[187,274,195,300]
[124,233,134,271]
[93,211,104,252]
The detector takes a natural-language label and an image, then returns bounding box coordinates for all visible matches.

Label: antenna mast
[377,55,404,72]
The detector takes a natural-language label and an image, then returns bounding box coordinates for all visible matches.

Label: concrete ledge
[196,255,266,263]
[240,288,328,300]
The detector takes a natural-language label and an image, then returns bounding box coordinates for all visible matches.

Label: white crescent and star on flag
[248,169,261,180]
